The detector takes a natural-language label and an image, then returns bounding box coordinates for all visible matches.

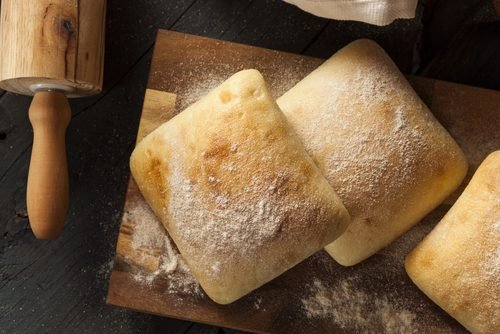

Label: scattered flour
[173,51,320,115]
[253,297,263,311]
[177,75,225,112]
[301,278,417,333]
[96,259,115,280]
[123,203,202,297]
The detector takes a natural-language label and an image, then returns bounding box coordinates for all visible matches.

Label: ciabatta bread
[277,39,468,265]
[130,69,350,304]
[406,151,500,334]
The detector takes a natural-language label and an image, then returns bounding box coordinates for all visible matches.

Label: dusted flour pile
[302,277,417,333]
[123,203,202,296]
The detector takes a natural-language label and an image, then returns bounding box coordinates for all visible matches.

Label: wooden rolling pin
[0,0,106,240]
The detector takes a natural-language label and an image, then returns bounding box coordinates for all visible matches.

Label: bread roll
[277,39,468,266]
[405,151,500,334]
[130,69,350,304]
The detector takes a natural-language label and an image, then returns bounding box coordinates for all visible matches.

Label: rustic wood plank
[102,0,197,85]
[301,17,422,73]
[420,20,500,90]
[417,0,500,90]
[184,323,224,334]
[419,0,486,70]
[0,93,33,182]
[172,0,328,53]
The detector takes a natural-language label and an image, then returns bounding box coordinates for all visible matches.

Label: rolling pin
[0,0,106,240]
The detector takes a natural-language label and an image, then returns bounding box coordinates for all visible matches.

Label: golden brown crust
[277,39,468,265]
[130,69,350,304]
[405,151,500,334]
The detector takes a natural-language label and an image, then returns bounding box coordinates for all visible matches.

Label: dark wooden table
[1,1,499,333]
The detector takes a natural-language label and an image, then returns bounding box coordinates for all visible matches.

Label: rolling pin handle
[27,91,71,240]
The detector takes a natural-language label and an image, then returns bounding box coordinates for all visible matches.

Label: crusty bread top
[278,39,468,265]
[130,69,350,304]
[406,150,500,334]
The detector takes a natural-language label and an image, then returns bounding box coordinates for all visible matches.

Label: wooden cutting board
[107,29,500,334]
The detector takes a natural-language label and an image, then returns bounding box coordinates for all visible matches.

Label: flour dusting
[302,278,417,333]
[123,203,202,297]
[479,220,500,282]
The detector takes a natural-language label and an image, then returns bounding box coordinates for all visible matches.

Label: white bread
[130,69,350,304]
[405,151,500,334]
[277,39,468,266]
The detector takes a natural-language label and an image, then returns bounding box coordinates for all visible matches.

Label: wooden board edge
[107,87,176,303]
[158,30,500,97]
[156,29,322,65]
[107,270,269,334]
[136,88,177,143]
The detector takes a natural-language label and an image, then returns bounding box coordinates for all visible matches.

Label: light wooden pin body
[0,0,106,239]
[28,92,71,240]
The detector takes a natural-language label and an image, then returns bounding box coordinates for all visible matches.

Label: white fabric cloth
[283,0,418,26]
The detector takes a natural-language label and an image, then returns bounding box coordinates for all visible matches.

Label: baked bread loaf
[405,151,500,334]
[130,69,350,304]
[277,39,468,266]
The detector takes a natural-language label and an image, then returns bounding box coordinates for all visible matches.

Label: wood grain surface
[107,30,500,334]
[0,0,106,96]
